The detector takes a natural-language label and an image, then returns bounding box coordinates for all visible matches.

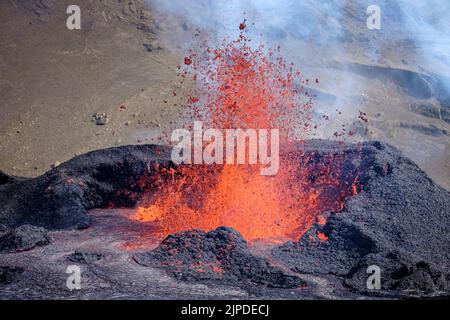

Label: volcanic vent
[0,22,449,298]
[131,144,361,241]
[0,140,449,296]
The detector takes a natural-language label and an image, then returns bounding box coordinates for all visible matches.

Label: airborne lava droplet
[184,57,192,66]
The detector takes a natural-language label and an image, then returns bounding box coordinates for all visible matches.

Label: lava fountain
[132,23,361,241]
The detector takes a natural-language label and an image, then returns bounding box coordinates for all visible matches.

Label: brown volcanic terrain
[0,0,449,191]
[0,0,185,178]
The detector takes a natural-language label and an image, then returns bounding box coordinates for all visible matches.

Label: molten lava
[133,23,360,241]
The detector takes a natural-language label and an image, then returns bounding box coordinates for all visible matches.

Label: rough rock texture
[0,266,24,284]
[273,141,450,294]
[134,226,304,288]
[67,250,103,264]
[0,141,449,295]
[0,141,358,230]
[0,224,50,253]
[0,224,8,237]
[0,144,173,229]
[344,251,450,293]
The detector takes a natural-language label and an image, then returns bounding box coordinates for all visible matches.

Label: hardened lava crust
[0,140,449,298]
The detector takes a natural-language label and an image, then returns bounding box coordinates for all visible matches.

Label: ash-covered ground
[0,141,449,299]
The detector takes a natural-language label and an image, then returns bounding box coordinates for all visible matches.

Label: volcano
[0,140,449,299]
[0,3,449,299]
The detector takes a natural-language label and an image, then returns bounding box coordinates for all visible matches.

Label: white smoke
[145,0,450,126]
[145,0,449,74]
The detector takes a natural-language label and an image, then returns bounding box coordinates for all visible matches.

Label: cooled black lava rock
[344,251,449,293]
[0,224,8,237]
[133,226,304,288]
[272,141,450,295]
[0,266,24,284]
[0,144,173,229]
[67,250,103,264]
[0,224,50,253]
[0,141,449,296]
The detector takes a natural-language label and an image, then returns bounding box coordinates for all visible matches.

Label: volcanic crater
[0,140,448,299]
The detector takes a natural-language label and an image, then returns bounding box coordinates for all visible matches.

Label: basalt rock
[0,224,8,237]
[0,144,173,229]
[133,226,303,289]
[344,251,450,294]
[67,250,103,264]
[0,266,24,284]
[272,141,450,295]
[0,224,50,253]
[0,141,360,230]
[0,141,449,296]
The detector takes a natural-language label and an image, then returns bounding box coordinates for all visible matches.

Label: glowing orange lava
[132,23,358,241]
